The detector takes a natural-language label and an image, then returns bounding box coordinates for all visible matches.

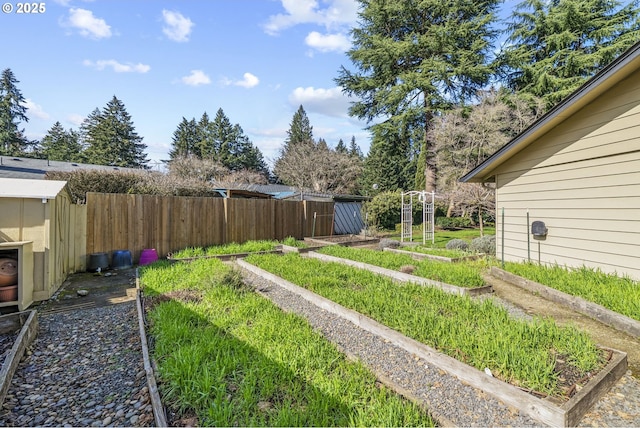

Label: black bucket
[111,250,133,270]
[88,252,109,272]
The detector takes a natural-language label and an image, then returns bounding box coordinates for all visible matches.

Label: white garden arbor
[401,190,435,245]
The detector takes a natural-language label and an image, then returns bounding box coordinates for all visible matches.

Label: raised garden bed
[167,241,283,262]
[314,245,491,295]
[309,251,492,296]
[385,247,485,263]
[0,310,38,406]
[138,258,435,427]
[491,266,640,338]
[238,258,627,427]
[167,249,282,262]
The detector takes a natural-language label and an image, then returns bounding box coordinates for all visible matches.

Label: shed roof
[461,40,640,183]
[0,178,68,199]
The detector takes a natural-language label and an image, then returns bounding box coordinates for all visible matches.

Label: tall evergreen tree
[40,121,84,162]
[284,105,314,150]
[500,0,640,107]
[83,96,148,168]
[169,117,200,159]
[336,138,348,153]
[360,122,414,194]
[348,136,363,159]
[0,68,30,156]
[206,108,236,166]
[336,0,500,192]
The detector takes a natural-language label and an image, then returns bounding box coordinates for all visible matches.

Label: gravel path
[0,302,154,427]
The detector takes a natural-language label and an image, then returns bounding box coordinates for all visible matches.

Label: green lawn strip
[170,240,281,259]
[397,227,496,247]
[245,253,603,396]
[503,262,640,322]
[140,259,434,427]
[318,245,485,288]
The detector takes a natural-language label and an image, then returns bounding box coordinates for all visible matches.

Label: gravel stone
[0,302,154,427]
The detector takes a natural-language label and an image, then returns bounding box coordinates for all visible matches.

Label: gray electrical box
[531,221,547,239]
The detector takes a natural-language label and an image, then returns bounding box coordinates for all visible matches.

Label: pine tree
[336,138,348,153]
[0,68,30,156]
[348,136,363,159]
[336,0,500,192]
[169,117,200,159]
[83,96,148,168]
[500,0,640,107]
[284,105,313,150]
[40,121,84,162]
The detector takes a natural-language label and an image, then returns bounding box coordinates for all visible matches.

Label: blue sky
[2,0,516,169]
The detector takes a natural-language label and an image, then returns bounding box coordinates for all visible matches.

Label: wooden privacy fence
[85,192,334,262]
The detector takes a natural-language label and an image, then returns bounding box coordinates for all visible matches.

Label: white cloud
[222,72,260,88]
[162,10,194,42]
[64,8,111,39]
[305,31,350,53]
[182,70,211,86]
[24,99,50,120]
[83,59,150,73]
[264,0,358,35]
[289,86,350,118]
[67,114,86,127]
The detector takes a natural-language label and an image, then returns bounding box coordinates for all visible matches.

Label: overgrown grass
[504,262,640,322]
[140,259,435,427]
[397,227,496,248]
[170,240,280,259]
[245,253,603,396]
[318,245,486,288]
[282,236,309,248]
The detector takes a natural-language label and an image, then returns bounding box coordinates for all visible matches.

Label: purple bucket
[139,248,158,265]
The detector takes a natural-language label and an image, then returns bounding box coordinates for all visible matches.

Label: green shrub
[445,238,469,251]
[363,191,424,231]
[436,216,472,230]
[470,235,495,254]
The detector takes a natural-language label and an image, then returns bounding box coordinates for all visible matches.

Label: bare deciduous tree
[274,142,362,194]
[431,90,544,219]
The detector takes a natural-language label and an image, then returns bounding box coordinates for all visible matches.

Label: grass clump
[504,262,640,321]
[170,240,280,259]
[245,253,604,396]
[318,245,485,288]
[282,236,308,248]
[140,258,435,427]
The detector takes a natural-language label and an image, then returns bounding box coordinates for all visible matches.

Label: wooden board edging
[135,269,168,428]
[237,259,627,427]
[384,247,485,263]
[490,267,640,338]
[562,348,627,427]
[0,310,38,407]
[307,251,492,296]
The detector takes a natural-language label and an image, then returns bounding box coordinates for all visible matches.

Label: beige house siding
[492,70,640,280]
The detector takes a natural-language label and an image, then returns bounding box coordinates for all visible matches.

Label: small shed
[0,178,76,307]
[461,41,640,280]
